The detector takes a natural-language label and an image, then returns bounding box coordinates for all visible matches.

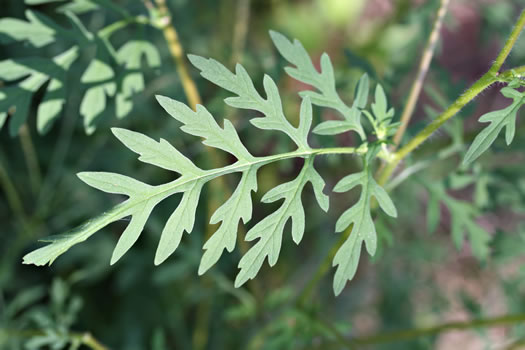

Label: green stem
[490,10,525,74]
[98,16,151,39]
[0,155,30,234]
[23,146,357,266]
[347,313,525,346]
[19,124,41,195]
[392,0,450,147]
[0,329,109,350]
[379,9,525,186]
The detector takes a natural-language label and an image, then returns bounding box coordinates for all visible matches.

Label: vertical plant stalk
[231,0,251,66]
[19,124,42,195]
[79,332,110,350]
[392,0,450,147]
[0,155,30,233]
[299,8,525,303]
[378,8,525,186]
[155,0,202,108]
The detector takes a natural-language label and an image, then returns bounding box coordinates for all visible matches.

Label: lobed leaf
[331,152,397,295]
[270,30,367,139]
[463,87,525,165]
[0,10,55,48]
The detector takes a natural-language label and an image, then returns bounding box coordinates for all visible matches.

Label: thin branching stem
[0,155,30,233]
[19,124,41,195]
[154,0,202,109]
[378,8,525,186]
[345,312,525,347]
[300,7,525,305]
[1,329,109,350]
[392,0,450,147]
[231,0,251,66]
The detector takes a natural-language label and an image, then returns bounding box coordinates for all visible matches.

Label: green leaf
[331,151,397,295]
[188,54,309,149]
[57,0,98,14]
[425,181,491,261]
[0,10,55,47]
[25,0,66,4]
[269,30,366,139]
[371,84,394,123]
[116,41,161,119]
[0,47,78,136]
[199,167,259,275]
[235,157,328,287]
[23,31,385,297]
[463,87,525,165]
[313,120,358,135]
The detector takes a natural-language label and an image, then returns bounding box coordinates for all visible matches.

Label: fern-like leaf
[463,87,525,165]
[270,31,367,139]
[23,31,399,296]
[332,147,397,295]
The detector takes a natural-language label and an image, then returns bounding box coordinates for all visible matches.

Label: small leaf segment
[464,85,525,165]
[0,5,160,136]
[24,31,398,295]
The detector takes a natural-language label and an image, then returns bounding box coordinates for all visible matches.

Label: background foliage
[1,0,525,349]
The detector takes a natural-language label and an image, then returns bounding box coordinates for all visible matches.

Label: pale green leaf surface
[78,172,152,197]
[425,181,491,261]
[188,54,307,149]
[463,87,525,165]
[269,30,365,139]
[0,47,78,136]
[156,95,254,161]
[116,41,160,119]
[332,153,397,295]
[25,0,66,4]
[57,0,98,14]
[199,167,259,275]
[155,181,204,265]
[111,128,202,175]
[235,157,327,287]
[0,10,55,47]
[23,31,391,297]
[313,120,358,136]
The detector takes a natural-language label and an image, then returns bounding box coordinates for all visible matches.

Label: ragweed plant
[22,8,525,297]
[23,31,399,295]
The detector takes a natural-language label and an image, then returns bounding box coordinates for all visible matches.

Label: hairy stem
[300,7,525,303]
[379,8,525,186]
[392,0,450,147]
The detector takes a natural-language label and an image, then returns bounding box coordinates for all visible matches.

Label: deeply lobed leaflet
[23,31,399,295]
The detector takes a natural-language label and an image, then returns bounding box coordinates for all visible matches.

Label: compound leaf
[332,150,397,295]
[464,87,525,165]
[270,30,366,139]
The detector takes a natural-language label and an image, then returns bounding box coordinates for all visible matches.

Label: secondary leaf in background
[270,31,367,139]
[116,41,161,119]
[0,47,79,136]
[424,180,491,260]
[332,147,397,295]
[0,10,55,47]
[80,59,116,134]
[25,0,66,4]
[463,87,525,165]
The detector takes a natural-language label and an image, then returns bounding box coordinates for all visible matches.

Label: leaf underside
[23,31,398,296]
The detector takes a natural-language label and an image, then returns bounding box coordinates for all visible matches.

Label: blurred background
[1,0,525,349]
